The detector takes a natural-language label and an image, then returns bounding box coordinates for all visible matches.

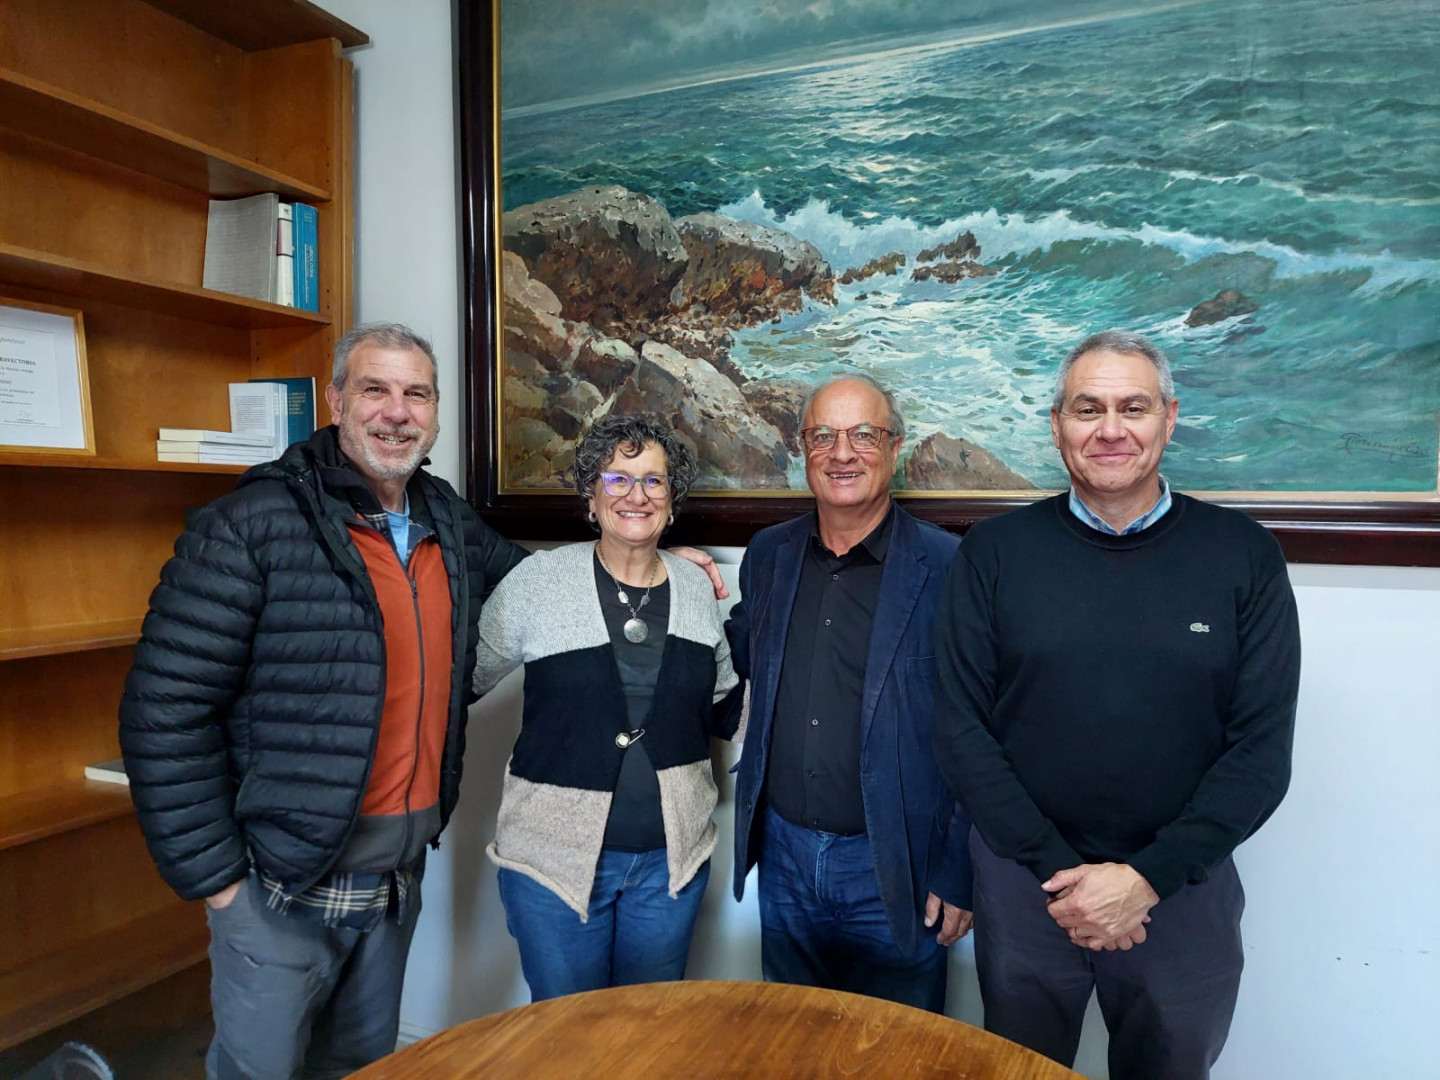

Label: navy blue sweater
[933,493,1300,900]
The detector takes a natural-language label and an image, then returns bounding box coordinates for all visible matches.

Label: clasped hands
[1042,862,1159,952]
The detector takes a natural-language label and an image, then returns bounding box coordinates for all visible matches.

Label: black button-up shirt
[765,505,894,835]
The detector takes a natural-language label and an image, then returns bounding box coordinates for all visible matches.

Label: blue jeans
[498,849,710,1002]
[758,807,947,1013]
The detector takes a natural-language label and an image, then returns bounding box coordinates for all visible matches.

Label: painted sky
[499,0,1159,110]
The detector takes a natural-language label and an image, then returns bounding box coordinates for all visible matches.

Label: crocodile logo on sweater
[1189,622,1210,633]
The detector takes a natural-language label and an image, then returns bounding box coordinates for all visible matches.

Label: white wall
[1220,565,1440,1080]
[327,3,1440,1075]
[330,0,464,486]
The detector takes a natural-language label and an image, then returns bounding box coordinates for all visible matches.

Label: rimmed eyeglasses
[599,472,673,497]
[798,425,894,452]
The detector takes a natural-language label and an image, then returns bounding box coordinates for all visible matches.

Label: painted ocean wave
[716,194,1440,294]
[713,191,1438,491]
[501,0,1439,492]
[1024,165,1440,211]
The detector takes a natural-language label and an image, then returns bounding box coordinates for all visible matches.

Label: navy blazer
[725,503,973,956]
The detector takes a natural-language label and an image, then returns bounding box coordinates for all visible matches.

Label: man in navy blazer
[724,373,973,1013]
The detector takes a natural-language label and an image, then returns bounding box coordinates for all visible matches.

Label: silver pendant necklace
[596,545,660,644]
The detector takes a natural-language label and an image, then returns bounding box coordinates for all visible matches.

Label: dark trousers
[758,807,948,1013]
[205,872,421,1080]
[970,831,1244,1080]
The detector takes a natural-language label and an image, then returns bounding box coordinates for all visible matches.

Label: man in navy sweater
[933,330,1301,1080]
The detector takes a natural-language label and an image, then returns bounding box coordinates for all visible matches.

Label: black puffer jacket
[119,428,527,901]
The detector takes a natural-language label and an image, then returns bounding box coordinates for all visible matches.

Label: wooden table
[351,980,1082,1079]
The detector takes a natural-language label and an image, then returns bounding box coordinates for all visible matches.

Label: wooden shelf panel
[0,779,134,852]
[0,68,329,201]
[0,453,250,475]
[0,243,330,329]
[0,617,144,661]
[0,903,209,1051]
[143,0,369,51]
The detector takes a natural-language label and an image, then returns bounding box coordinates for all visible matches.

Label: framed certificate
[0,297,94,455]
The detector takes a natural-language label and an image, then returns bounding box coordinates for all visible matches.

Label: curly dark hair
[571,415,699,518]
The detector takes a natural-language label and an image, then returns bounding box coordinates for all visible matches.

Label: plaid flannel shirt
[258,865,416,930]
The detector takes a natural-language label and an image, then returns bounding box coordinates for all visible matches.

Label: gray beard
[341,427,436,481]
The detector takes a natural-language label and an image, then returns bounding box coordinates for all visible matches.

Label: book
[83,758,129,787]
[156,428,274,446]
[228,380,288,452]
[293,202,319,312]
[156,439,274,457]
[276,202,295,307]
[157,447,273,464]
[203,193,280,303]
[248,376,317,447]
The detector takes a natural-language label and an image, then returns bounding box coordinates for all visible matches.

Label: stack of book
[202,193,319,310]
[156,428,275,465]
[157,377,316,464]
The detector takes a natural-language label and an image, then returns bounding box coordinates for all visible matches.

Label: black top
[766,505,895,835]
[594,554,669,851]
[932,493,1301,900]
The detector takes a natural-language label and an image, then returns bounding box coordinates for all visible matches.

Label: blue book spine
[293,202,320,312]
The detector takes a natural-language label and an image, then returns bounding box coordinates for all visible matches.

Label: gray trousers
[204,873,422,1080]
[971,830,1244,1080]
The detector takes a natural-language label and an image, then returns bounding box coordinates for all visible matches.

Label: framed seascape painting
[458,0,1440,564]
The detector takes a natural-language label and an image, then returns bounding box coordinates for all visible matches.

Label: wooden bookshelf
[0,618,144,662]
[0,779,135,852]
[0,0,363,1055]
[0,243,330,328]
[0,453,249,475]
[144,0,369,51]
[0,68,331,201]
[0,905,210,1050]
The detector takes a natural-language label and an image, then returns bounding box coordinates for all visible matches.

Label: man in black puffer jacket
[119,323,528,1080]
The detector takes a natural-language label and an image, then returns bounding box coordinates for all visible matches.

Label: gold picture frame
[0,296,94,456]
[458,0,1440,565]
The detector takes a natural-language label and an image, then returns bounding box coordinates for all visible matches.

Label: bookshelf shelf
[0,617,145,662]
[0,904,209,1051]
[0,779,135,853]
[0,243,330,329]
[0,453,250,476]
[0,68,331,202]
[144,0,369,51]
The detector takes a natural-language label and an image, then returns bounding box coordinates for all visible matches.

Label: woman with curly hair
[474,414,745,1001]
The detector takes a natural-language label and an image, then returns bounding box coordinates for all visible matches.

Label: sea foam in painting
[499,0,1440,493]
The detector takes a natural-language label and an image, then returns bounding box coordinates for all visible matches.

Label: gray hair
[1052,330,1173,411]
[799,372,907,441]
[571,414,700,516]
[332,322,439,392]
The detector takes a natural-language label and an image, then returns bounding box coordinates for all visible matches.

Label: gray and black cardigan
[474,542,745,917]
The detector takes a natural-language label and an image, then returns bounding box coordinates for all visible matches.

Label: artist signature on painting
[1339,433,1429,461]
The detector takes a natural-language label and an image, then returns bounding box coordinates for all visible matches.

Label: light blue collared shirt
[1068,476,1172,536]
[384,492,413,566]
